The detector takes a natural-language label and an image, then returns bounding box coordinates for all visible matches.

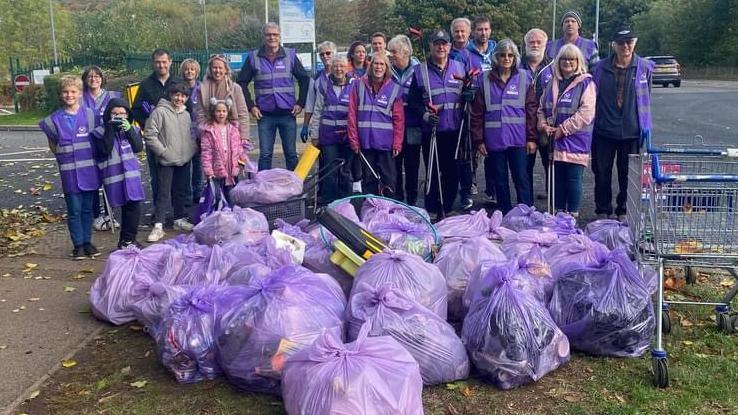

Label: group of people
[40,9,653,259]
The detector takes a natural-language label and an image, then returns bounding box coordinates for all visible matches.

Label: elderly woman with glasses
[301,40,337,143]
[538,44,596,218]
[469,38,537,213]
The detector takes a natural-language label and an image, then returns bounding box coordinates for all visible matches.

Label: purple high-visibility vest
[542,75,594,154]
[318,80,352,146]
[250,48,297,112]
[536,64,554,96]
[392,63,420,128]
[546,37,599,64]
[414,59,465,132]
[592,56,653,133]
[92,127,146,207]
[39,108,101,193]
[187,81,201,139]
[480,69,532,151]
[83,89,122,126]
[356,79,401,151]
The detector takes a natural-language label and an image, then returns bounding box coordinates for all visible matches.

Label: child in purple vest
[39,75,102,260]
[93,98,146,249]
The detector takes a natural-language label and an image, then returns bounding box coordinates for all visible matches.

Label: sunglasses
[497,53,515,58]
[319,51,332,56]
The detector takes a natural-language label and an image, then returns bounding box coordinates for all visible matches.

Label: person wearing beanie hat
[546,9,599,68]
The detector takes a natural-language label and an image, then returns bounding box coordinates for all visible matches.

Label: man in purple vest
[591,27,653,221]
[546,10,599,68]
[39,75,102,260]
[449,17,472,70]
[407,29,471,216]
[238,22,310,171]
[522,28,555,201]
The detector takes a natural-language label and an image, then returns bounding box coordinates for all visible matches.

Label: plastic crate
[249,196,307,229]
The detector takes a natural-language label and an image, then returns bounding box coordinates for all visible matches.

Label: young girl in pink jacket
[200,100,252,203]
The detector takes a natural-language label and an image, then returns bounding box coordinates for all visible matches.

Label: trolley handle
[302,158,345,195]
[643,130,738,157]
[651,153,738,183]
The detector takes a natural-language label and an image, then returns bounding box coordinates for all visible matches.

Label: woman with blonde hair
[178,58,204,203]
[347,53,405,197]
[537,43,596,217]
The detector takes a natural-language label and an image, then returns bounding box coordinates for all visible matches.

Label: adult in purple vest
[347,41,368,80]
[522,28,555,201]
[301,41,337,144]
[538,44,596,218]
[308,56,354,203]
[179,58,204,205]
[347,53,405,198]
[407,29,469,215]
[82,65,122,231]
[39,75,102,259]
[237,22,310,171]
[449,17,472,71]
[92,98,146,249]
[388,34,422,206]
[469,39,537,213]
[546,10,599,68]
[591,27,653,221]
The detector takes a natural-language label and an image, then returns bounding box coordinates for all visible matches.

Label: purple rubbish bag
[548,247,655,357]
[435,209,490,240]
[348,283,469,385]
[367,215,435,258]
[360,197,429,225]
[128,269,189,336]
[545,234,610,279]
[585,219,633,252]
[170,243,214,285]
[462,262,570,390]
[351,249,447,319]
[500,229,558,259]
[501,204,540,232]
[282,326,424,415]
[90,244,179,325]
[215,265,346,394]
[156,285,228,383]
[193,206,268,247]
[230,168,303,205]
[487,210,516,242]
[434,236,506,320]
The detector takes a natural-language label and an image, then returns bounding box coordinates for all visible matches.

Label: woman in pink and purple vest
[537,44,596,218]
[347,53,405,197]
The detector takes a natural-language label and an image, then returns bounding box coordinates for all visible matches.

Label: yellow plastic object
[125,82,140,107]
[294,142,320,180]
[330,240,366,277]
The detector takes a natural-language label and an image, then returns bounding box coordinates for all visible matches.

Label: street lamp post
[48,0,59,67]
[595,0,600,47]
[552,0,557,40]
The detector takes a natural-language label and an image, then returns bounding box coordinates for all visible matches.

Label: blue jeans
[257,113,298,171]
[485,146,532,213]
[64,191,96,247]
[190,151,203,204]
[554,161,584,213]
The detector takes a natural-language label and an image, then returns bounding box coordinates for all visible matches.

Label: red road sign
[14,75,30,93]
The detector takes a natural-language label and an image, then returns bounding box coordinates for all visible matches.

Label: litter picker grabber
[100,186,116,235]
[359,151,393,196]
[546,112,557,214]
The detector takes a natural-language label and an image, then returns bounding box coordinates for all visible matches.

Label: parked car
[645,55,681,88]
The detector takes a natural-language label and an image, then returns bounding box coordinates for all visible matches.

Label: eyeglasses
[497,53,515,58]
[559,57,577,62]
[319,51,332,56]
[615,39,637,46]
[110,112,127,117]
[86,74,102,79]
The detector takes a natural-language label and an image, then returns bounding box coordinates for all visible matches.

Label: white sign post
[278,0,316,72]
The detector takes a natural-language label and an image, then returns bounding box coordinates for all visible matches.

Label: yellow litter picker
[316,207,387,276]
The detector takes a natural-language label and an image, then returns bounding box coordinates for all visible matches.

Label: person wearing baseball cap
[590,26,654,221]
[546,9,599,68]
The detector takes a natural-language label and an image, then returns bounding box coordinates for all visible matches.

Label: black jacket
[131,72,183,126]
[95,97,143,159]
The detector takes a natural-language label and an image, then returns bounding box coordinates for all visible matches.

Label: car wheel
[674,81,681,88]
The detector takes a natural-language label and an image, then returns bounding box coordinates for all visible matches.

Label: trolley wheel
[661,310,672,334]
[717,312,735,334]
[685,266,698,285]
[652,357,669,388]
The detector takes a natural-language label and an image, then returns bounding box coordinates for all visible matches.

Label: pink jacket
[200,121,244,185]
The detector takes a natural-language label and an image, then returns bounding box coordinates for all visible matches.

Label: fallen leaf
[2,273,10,277]
[12,308,20,313]
[0,345,7,350]
[130,380,148,388]
[24,263,38,269]
[563,395,580,403]
[129,324,144,332]
[27,298,40,302]
[61,359,77,368]
[614,393,626,404]
[28,390,40,400]
[42,183,53,191]
[64,286,76,293]
[681,318,694,327]
[79,267,95,274]
[120,366,131,375]
[695,353,710,358]
[681,340,694,346]
[720,279,735,288]
[19,305,26,310]
[461,386,473,397]
[71,274,87,280]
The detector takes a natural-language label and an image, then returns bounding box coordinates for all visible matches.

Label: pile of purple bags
[89,200,657,412]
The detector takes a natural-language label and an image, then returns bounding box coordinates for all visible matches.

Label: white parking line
[0,149,50,157]
[0,158,56,162]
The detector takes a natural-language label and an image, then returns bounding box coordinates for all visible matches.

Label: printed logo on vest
[506,84,519,96]
[448,78,461,85]
[77,127,87,134]
[275,61,286,70]
[560,91,573,103]
[639,72,648,84]
[377,94,389,106]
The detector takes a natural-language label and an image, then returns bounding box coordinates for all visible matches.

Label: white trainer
[173,218,194,232]
[147,224,165,242]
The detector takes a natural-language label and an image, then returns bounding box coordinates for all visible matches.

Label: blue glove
[300,125,309,143]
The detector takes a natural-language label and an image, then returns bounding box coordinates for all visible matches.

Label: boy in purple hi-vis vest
[591,27,653,221]
[39,75,102,260]
[92,98,146,249]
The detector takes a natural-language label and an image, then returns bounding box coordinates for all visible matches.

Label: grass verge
[13,273,738,415]
[0,110,46,126]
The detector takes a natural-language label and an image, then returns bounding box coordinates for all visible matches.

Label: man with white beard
[522,28,555,201]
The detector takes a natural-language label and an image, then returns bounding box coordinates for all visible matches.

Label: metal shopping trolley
[627,132,738,388]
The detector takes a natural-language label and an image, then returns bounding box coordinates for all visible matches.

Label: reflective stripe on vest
[103,170,141,186]
[483,70,527,120]
[358,80,399,117]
